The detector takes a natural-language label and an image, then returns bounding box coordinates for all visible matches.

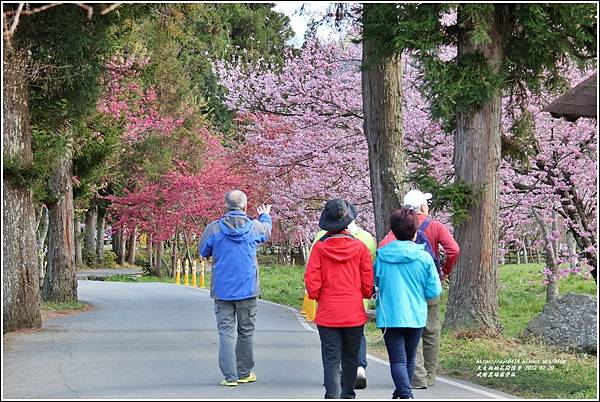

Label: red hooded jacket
[305,232,374,327]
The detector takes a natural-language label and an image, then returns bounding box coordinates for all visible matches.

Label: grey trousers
[412,297,441,388]
[214,297,258,382]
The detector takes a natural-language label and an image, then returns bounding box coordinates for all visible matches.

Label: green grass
[42,300,88,312]
[259,265,306,307]
[104,273,212,286]
[434,264,596,399]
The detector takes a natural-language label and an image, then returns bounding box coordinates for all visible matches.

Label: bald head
[225,190,248,211]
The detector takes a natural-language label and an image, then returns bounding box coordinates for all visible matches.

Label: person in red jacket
[379,190,460,389]
[305,199,374,399]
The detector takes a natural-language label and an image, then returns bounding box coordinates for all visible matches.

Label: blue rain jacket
[199,211,272,301]
[374,240,442,328]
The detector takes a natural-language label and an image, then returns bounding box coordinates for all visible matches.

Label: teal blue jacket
[374,240,442,328]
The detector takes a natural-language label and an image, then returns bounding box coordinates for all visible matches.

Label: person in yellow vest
[313,218,376,390]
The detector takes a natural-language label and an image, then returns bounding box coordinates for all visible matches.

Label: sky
[272,2,337,46]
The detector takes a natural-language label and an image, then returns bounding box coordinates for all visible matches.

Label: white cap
[403,190,432,210]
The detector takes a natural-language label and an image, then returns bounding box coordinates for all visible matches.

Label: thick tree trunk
[126,227,137,265]
[2,43,42,332]
[361,3,406,242]
[42,145,78,302]
[74,214,83,267]
[96,208,106,263]
[84,202,97,264]
[445,7,508,334]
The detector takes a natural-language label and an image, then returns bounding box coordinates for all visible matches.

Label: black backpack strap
[319,231,356,242]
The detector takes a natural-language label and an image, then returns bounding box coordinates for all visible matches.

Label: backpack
[415,218,441,276]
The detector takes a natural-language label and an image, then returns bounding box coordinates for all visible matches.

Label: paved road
[3,281,513,399]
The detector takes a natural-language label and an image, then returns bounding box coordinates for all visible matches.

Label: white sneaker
[355,366,367,389]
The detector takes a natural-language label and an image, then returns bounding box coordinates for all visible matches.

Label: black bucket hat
[318,198,358,232]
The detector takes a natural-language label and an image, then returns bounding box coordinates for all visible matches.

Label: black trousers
[317,325,364,399]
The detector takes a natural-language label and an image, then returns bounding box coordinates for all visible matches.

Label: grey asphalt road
[3,280,514,399]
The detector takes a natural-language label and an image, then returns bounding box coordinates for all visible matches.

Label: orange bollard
[192,260,197,287]
[200,258,206,288]
[175,259,181,285]
[184,259,189,286]
[301,291,309,316]
[306,298,317,321]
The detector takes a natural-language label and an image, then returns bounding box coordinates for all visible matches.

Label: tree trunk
[96,208,106,264]
[170,232,178,277]
[84,202,97,264]
[36,204,50,287]
[532,207,560,304]
[117,228,126,265]
[156,241,164,278]
[112,227,118,254]
[126,227,137,265]
[361,3,407,242]
[522,239,529,264]
[147,234,154,273]
[2,42,42,332]
[42,145,78,302]
[566,231,578,271]
[516,246,521,265]
[445,7,508,334]
[74,214,83,267]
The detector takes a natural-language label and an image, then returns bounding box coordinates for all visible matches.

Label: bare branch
[3,2,23,38]
[75,3,94,20]
[100,3,121,15]
[4,3,62,16]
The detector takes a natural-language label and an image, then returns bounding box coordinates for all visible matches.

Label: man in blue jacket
[199,190,272,387]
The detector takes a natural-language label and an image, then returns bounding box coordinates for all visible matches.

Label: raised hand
[257,204,272,215]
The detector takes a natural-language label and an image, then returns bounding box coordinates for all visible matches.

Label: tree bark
[170,232,178,277]
[42,144,78,302]
[532,207,560,304]
[84,202,97,264]
[566,231,578,271]
[361,3,407,242]
[96,207,106,264]
[147,234,154,273]
[522,239,529,264]
[117,228,126,265]
[126,227,137,265]
[156,241,164,278]
[2,42,42,332]
[74,214,83,267]
[112,226,118,254]
[445,6,508,334]
[36,204,49,287]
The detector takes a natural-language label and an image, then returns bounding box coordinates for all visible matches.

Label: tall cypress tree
[362,3,596,333]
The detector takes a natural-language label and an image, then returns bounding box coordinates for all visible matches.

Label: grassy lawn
[102,262,597,398]
[367,263,597,399]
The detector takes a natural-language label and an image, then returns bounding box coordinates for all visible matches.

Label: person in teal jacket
[374,208,442,399]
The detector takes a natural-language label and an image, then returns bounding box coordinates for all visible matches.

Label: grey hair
[225,190,247,211]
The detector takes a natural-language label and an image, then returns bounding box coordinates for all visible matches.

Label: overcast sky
[273,2,336,46]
